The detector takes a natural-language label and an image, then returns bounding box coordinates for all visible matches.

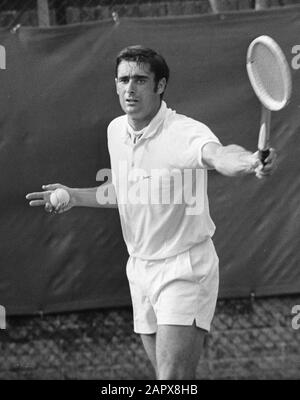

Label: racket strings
[251,44,286,103]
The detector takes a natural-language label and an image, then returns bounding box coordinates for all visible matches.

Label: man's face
[115,60,165,127]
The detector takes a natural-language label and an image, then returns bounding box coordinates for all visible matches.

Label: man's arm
[201,142,277,178]
[26,182,117,213]
[71,184,117,209]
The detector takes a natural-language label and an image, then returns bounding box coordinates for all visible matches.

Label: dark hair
[115,45,170,97]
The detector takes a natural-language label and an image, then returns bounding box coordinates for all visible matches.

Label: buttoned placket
[129,136,145,171]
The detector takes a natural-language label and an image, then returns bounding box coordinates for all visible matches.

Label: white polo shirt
[107,101,221,260]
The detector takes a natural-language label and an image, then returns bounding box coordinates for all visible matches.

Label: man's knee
[155,323,205,380]
[157,360,196,380]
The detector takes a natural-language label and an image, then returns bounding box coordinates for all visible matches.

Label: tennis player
[26,46,277,380]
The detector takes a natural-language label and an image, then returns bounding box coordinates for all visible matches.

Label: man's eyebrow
[117,74,150,79]
[134,74,149,79]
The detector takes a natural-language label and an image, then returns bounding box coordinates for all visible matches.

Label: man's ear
[115,78,119,95]
[156,77,167,95]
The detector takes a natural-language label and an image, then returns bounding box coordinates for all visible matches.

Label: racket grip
[259,149,270,165]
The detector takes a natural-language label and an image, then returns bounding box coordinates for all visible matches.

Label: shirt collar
[124,101,167,144]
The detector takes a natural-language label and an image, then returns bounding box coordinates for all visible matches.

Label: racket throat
[258,106,271,151]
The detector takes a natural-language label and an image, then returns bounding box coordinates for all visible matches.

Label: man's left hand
[253,148,278,179]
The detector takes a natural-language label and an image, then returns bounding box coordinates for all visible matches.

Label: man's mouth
[126,99,138,105]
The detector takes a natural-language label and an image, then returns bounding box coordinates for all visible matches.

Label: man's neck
[128,102,161,131]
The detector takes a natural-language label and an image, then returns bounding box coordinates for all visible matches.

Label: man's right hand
[26,183,74,214]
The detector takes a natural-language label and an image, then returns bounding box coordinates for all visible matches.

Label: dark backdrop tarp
[0,7,299,315]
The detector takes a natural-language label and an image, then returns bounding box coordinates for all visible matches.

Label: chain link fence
[1,295,299,379]
[0,0,300,28]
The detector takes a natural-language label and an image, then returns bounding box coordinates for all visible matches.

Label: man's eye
[137,79,146,84]
[119,78,128,83]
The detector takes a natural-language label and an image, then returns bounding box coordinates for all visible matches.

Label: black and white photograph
[0,0,299,384]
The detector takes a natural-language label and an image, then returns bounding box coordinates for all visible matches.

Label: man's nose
[126,79,136,94]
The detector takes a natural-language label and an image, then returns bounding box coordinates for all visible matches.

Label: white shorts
[126,238,219,334]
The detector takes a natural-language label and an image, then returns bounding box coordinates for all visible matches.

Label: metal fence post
[37,0,50,27]
[0,305,6,329]
[255,0,271,9]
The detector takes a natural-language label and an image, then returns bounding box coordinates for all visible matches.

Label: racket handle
[259,149,270,165]
[258,106,271,166]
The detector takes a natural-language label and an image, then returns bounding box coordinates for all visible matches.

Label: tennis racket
[246,35,292,165]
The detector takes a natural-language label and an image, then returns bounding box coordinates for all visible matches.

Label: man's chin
[124,106,141,117]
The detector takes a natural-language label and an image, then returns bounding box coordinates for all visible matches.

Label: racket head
[247,35,292,111]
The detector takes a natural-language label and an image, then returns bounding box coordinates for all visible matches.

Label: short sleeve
[106,116,126,187]
[171,116,221,169]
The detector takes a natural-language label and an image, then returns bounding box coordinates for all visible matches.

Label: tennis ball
[50,188,70,208]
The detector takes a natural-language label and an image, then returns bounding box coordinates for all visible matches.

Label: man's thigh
[156,321,206,379]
